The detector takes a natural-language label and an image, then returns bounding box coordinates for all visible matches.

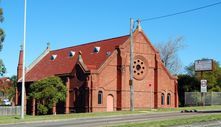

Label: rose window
[133,58,147,80]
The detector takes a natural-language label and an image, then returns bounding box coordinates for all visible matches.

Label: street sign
[201,80,207,93]
[195,59,213,71]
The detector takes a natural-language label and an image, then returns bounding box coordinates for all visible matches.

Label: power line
[140,1,221,22]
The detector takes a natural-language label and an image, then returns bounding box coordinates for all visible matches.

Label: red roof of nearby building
[25,35,129,81]
[0,77,8,84]
[0,77,11,88]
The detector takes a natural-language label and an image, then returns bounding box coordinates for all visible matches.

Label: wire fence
[185,92,221,106]
[0,106,21,116]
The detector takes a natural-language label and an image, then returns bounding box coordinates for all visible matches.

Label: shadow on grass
[14,116,20,119]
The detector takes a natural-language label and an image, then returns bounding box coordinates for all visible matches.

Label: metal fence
[0,106,21,116]
[185,92,221,106]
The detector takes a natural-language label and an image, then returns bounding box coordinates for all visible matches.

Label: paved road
[0,112,220,127]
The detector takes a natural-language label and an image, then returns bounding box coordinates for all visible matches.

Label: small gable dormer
[69,51,75,57]
[93,46,100,53]
[51,54,57,60]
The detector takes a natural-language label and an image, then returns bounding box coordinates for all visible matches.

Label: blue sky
[1,0,221,77]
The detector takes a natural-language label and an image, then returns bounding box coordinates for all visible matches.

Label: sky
[0,0,221,77]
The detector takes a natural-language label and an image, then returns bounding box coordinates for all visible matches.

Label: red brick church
[16,24,178,115]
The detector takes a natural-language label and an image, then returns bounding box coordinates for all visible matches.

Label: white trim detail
[18,48,50,82]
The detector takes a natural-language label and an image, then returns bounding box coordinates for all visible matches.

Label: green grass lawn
[0,111,144,124]
[112,114,221,127]
[0,105,221,125]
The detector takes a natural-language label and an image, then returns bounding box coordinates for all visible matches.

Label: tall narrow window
[0,91,3,97]
[161,93,165,105]
[98,91,103,104]
[167,93,171,105]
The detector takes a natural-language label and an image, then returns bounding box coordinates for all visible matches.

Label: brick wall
[90,31,178,111]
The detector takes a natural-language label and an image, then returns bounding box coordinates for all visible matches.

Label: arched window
[98,91,103,104]
[167,93,171,105]
[0,91,3,97]
[161,93,165,105]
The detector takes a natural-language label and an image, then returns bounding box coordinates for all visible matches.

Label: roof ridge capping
[52,34,130,52]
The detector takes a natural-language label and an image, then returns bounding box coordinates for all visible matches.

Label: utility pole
[129,18,134,111]
[21,0,27,119]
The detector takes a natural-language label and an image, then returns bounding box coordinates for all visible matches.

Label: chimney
[17,45,23,80]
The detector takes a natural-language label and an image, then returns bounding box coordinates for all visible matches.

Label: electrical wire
[140,1,221,22]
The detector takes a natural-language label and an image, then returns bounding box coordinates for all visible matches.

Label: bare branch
[155,36,185,74]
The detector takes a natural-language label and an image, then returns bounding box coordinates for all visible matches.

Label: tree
[185,59,221,92]
[178,74,200,106]
[178,59,221,106]
[0,76,17,105]
[0,6,5,76]
[29,76,66,115]
[0,59,6,76]
[0,7,4,51]
[155,36,185,74]
[4,75,17,105]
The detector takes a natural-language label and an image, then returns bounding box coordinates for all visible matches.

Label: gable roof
[0,77,11,89]
[0,77,9,85]
[25,35,129,82]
